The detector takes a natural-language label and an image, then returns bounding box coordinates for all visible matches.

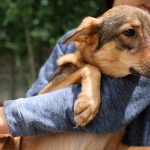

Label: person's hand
[0,107,10,134]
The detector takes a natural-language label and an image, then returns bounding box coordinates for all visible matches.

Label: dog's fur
[1,5,150,150]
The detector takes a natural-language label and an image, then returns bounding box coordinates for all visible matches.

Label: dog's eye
[123,28,136,37]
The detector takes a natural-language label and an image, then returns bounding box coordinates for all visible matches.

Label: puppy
[40,5,150,128]
[1,5,150,150]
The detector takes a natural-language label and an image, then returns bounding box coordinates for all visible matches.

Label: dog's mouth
[129,67,150,78]
[129,67,141,76]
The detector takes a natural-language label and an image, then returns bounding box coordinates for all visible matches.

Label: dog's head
[64,5,150,78]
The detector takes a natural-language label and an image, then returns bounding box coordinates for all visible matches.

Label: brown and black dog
[1,5,150,150]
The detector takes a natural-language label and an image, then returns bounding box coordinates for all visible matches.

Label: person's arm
[3,75,150,137]
[0,107,10,134]
[2,29,150,137]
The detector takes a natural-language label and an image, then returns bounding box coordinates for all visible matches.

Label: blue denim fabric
[4,29,150,146]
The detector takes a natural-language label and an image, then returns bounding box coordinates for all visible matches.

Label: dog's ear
[63,17,103,44]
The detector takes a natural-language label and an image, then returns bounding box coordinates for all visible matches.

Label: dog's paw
[74,93,100,127]
[57,57,66,66]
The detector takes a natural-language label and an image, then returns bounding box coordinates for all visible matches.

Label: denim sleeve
[3,30,150,139]
[4,76,150,137]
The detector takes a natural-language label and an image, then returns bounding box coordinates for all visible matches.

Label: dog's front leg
[74,64,101,127]
[39,64,101,127]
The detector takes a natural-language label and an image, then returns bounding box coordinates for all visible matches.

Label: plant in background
[0,0,105,87]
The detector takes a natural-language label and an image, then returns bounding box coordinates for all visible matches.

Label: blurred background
[0,0,107,100]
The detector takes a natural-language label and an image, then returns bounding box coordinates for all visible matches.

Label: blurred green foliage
[0,0,106,83]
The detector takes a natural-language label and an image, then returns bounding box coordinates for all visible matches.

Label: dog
[0,5,150,150]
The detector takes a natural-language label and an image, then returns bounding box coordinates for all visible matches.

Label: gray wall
[0,54,29,101]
